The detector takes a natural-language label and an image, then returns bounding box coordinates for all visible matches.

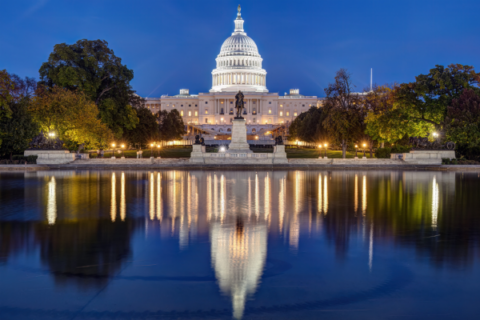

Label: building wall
[145,91,321,127]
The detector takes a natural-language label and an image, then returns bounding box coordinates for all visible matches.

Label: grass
[88,146,376,159]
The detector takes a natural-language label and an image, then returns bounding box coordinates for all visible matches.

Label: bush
[375,147,392,158]
[392,145,411,153]
[11,155,37,164]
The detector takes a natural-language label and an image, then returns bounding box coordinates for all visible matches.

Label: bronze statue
[234,91,245,119]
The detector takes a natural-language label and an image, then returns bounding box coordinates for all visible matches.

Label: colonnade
[212,73,265,87]
[214,98,262,115]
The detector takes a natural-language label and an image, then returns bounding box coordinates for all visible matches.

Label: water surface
[1,170,480,319]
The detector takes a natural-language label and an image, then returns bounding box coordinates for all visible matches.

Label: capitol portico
[144,6,322,136]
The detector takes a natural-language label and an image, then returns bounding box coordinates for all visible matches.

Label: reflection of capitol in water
[26,169,460,317]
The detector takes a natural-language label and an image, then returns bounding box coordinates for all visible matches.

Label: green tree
[0,70,14,145]
[30,87,114,149]
[156,109,185,141]
[288,107,328,143]
[123,107,160,146]
[39,39,140,137]
[0,99,39,159]
[395,64,480,136]
[364,85,432,145]
[322,69,364,158]
[446,88,480,148]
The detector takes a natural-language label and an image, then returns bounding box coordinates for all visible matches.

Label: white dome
[219,34,260,57]
[210,6,268,93]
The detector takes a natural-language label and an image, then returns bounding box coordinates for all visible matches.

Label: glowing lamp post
[355,145,358,159]
[111,143,116,159]
[48,132,55,138]
[362,143,367,159]
[318,144,322,159]
[121,144,125,158]
[323,143,328,159]
[156,144,161,159]
[150,143,154,159]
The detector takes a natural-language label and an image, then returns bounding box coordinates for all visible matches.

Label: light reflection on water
[0,170,480,319]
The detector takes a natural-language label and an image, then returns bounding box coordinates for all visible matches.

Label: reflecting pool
[1,170,480,319]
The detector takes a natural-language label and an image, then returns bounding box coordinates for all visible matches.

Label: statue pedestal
[227,119,252,153]
[190,144,205,163]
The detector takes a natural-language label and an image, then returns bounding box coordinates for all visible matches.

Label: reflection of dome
[211,218,267,319]
[210,5,268,93]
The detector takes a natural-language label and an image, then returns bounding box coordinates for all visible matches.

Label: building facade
[144,6,322,136]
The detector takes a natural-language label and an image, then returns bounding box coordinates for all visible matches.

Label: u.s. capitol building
[144,6,322,136]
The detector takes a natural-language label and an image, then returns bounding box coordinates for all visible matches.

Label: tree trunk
[381,142,384,148]
[370,145,373,158]
[10,152,13,161]
[342,140,346,158]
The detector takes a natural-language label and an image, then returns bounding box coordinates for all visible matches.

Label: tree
[0,71,38,149]
[0,99,39,159]
[395,64,480,136]
[446,89,480,148]
[322,69,364,158]
[288,107,328,143]
[30,87,114,149]
[39,39,140,137]
[156,109,185,141]
[364,85,432,145]
[0,70,14,145]
[123,107,160,146]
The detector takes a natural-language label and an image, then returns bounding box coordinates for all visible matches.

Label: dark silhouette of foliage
[156,109,185,141]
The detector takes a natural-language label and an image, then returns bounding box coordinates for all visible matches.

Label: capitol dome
[210,6,268,93]
[219,34,260,57]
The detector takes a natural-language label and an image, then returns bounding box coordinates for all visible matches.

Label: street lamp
[323,143,328,159]
[111,143,116,159]
[362,143,367,159]
[121,144,125,158]
[156,144,161,159]
[433,132,439,139]
[355,144,358,159]
[150,143,154,159]
[48,132,55,138]
[318,144,322,159]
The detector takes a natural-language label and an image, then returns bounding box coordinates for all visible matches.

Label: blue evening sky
[1,0,479,97]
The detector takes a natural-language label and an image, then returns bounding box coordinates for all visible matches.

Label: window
[205,110,209,114]
[268,119,272,124]
[252,108,257,115]
[205,118,209,124]
[189,104,191,107]
[195,104,197,107]
[269,101,272,104]
[229,108,233,114]
[230,101,233,104]
[253,101,256,104]
[205,101,208,104]
[181,105,183,107]
[220,108,224,114]
[302,104,305,107]
[172,104,175,108]
[294,112,298,116]
[253,118,256,123]
[280,111,283,116]
[180,111,184,116]
[195,111,198,116]
[230,118,233,123]
[252,128,256,133]
[280,104,283,107]
[286,112,290,116]
[227,128,231,132]
[268,109,272,114]
[188,111,191,116]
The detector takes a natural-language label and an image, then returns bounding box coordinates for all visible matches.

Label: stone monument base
[25,150,76,164]
[227,119,252,153]
[189,144,205,163]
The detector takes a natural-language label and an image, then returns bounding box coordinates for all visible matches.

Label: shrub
[391,145,411,153]
[375,147,392,158]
